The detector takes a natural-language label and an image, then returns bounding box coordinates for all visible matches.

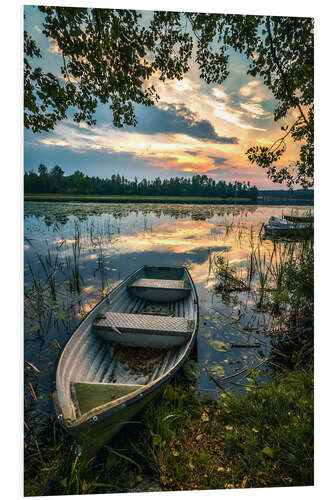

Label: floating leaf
[208,340,229,352]
[210,365,226,377]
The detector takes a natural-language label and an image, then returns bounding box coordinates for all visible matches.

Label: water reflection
[24,201,259,226]
[24,202,312,427]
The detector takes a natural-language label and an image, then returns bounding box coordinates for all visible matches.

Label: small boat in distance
[53,265,199,452]
[264,216,313,237]
[284,215,314,223]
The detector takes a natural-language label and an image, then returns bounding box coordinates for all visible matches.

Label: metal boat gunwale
[54,265,199,433]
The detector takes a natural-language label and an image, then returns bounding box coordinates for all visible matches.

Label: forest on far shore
[24,165,259,200]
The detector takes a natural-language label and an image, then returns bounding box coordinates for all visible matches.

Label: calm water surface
[24,202,312,429]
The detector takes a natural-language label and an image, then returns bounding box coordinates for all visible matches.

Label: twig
[208,374,231,395]
[231,343,261,348]
[222,380,262,389]
[239,358,269,381]
[214,367,248,382]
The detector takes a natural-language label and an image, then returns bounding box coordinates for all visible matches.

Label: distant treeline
[258,189,314,200]
[24,165,259,200]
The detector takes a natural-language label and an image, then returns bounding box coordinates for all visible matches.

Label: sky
[24,4,302,189]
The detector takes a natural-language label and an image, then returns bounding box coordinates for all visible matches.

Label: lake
[24,202,313,431]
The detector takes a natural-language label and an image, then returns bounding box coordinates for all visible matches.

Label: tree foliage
[24,7,313,188]
[24,7,192,132]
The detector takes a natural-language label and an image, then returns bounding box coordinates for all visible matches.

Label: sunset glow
[24,5,301,189]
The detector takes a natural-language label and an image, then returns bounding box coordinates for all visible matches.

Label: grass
[24,368,313,495]
[142,369,313,490]
[24,193,253,203]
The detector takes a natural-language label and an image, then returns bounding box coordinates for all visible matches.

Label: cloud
[208,156,228,166]
[184,150,200,156]
[239,102,272,119]
[212,88,228,100]
[48,37,61,55]
[206,168,227,174]
[210,78,276,132]
[172,79,196,92]
[239,80,261,97]
[128,103,239,144]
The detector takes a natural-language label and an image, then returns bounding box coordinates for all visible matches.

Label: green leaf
[262,446,274,458]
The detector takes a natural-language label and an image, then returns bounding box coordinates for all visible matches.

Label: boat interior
[56,266,197,421]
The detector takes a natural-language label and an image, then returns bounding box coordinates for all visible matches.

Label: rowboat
[269,216,313,228]
[53,265,199,451]
[283,215,314,223]
[264,216,313,237]
[269,216,295,227]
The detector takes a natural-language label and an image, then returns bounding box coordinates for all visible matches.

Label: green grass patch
[24,368,313,495]
[141,368,313,491]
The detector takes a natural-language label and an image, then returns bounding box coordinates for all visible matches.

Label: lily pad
[209,365,226,377]
[208,339,229,352]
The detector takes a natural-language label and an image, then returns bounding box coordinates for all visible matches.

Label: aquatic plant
[212,253,249,295]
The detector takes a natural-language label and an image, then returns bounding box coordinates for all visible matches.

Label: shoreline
[24,194,313,206]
